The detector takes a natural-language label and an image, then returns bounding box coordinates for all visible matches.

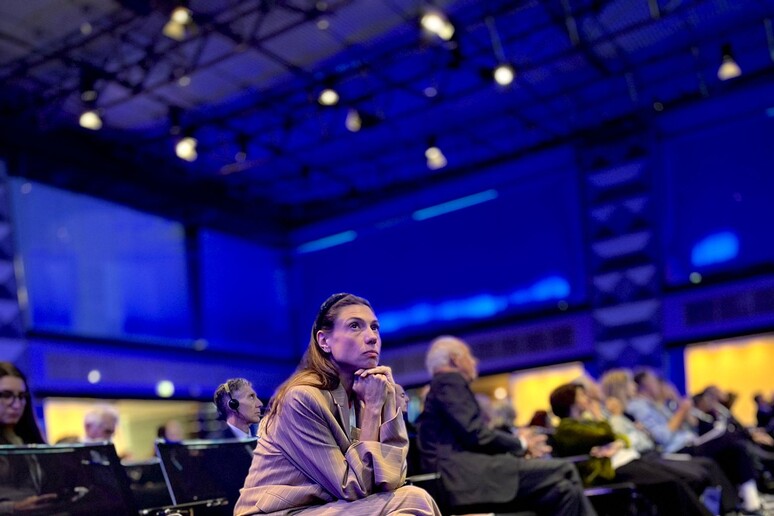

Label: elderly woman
[235,293,439,515]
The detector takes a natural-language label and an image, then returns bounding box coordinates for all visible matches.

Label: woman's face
[574,387,590,412]
[320,304,381,374]
[0,375,27,426]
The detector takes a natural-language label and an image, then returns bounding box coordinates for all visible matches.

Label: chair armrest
[405,472,441,484]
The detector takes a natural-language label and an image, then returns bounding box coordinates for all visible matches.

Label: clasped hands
[352,366,396,410]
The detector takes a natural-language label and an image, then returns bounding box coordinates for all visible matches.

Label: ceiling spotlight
[425,139,447,170]
[80,69,99,102]
[345,108,362,132]
[235,133,249,162]
[421,9,454,41]
[79,109,102,131]
[318,87,339,106]
[493,63,515,86]
[163,6,194,41]
[717,43,741,81]
[175,135,198,162]
[171,6,192,24]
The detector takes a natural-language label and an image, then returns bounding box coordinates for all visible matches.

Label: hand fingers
[356,366,393,380]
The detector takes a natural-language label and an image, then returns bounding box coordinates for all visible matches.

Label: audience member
[83,404,119,443]
[417,336,595,515]
[528,410,555,433]
[156,419,185,442]
[0,362,59,514]
[550,383,712,515]
[695,386,774,493]
[395,384,415,434]
[0,363,44,445]
[213,378,264,439]
[629,368,764,513]
[602,368,740,513]
[490,398,518,434]
[235,293,440,515]
[754,394,773,431]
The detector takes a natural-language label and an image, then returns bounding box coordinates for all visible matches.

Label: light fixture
[235,133,248,162]
[345,108,362,132]
[486,17,514,87]
[80,69,98,102]
[420,9,454,41]
[493,63,515,86]
[717,43,741,81]
[175,133,198,162]
[79,109,102,130]
[163,5,194,41]
[318,87,339,106]
[425,138,447,170]
[168,106,182,136]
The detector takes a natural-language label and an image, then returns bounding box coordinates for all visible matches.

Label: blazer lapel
[330,385,351,439]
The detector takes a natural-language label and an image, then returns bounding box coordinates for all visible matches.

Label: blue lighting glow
[412,189,499,221]
[379,276,570,332]
[296,230,357,253]
[691,231,739,267]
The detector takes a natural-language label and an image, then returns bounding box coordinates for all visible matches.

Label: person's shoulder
[432,371,466,386]
[283,385,330,410]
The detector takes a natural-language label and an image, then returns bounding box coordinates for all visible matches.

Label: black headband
[313,293,350,335]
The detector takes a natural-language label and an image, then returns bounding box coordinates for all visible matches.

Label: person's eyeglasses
[0,390,29,405]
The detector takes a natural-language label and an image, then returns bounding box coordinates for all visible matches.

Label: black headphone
[225,383,240,411]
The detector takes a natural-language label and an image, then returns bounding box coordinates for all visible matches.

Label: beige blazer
[234,384,407,515]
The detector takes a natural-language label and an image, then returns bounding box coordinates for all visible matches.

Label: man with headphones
[213,378,264,439]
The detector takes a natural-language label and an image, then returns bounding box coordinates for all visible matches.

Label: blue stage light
[691,231,739,266]
[412,190,498,221]
[296,230,357,253]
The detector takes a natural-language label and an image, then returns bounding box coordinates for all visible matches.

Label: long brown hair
[263,293,372,433]
[0,362,45,444]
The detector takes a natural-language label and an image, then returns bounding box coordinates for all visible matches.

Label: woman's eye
[349,321,360,329]
[371,324,380,332]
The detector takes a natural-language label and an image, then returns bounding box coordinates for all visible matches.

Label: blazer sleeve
[433,374,524,455]
[273,387,407,501]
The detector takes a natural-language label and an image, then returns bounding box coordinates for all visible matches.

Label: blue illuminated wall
[289,148,587,344]
[10,179,193,343]
[198,229,294,357]
[660,95,774,286]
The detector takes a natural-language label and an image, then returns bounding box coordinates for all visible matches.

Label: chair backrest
[0,442,139,515]
[155,438,256,507]
[122,457,174,509]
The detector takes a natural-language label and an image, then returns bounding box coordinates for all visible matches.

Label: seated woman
[549,383,713,516]
[234,293,440,515]
[0,362,59,514]
[601,369,739,514]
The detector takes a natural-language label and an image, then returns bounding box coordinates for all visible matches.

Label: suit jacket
[234,384,407,515]
[417,371,526,507]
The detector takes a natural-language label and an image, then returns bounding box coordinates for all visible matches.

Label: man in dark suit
[213,378,264,439]
[417,336,596,515]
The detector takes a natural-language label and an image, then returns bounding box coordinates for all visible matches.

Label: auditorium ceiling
[1,0,771,237]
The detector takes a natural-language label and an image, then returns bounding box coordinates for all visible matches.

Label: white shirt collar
[227,422,251,439]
